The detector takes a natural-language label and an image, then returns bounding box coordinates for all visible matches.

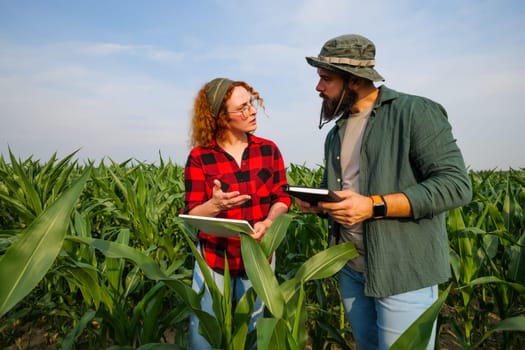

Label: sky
[1,0,524,171]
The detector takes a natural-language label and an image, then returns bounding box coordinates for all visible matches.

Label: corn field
[0,151,524,349]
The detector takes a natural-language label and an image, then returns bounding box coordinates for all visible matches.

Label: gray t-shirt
[336,108,371,272]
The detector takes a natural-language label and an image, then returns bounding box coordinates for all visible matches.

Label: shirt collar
[210,133,262,151]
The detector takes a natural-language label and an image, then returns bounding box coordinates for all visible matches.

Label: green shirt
[322,85,472,297]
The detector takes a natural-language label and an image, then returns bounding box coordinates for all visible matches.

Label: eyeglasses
[226,97,258,119]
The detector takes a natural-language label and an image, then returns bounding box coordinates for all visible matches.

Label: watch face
[371,195,386,218]
[373,203,386,217]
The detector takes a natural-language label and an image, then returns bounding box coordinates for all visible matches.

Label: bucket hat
[306,34,384,82]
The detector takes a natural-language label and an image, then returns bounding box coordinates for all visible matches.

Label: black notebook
[283,185,342,205]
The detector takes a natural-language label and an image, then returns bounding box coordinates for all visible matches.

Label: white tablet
[178,214,255,238]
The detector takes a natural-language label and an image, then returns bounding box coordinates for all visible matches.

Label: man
[295,34,472,349]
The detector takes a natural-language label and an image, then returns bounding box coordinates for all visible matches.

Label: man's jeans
[339,264,438,350]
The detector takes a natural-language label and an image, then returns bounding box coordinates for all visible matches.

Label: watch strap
[371,195,387,219]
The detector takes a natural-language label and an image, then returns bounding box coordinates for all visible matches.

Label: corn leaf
[279,242,357,303]
[260,214,293,258]
[177,229,227,348]
[241,234,285,319]
[67,236,168,280]
[232,288,256,349]
[256,318,298,350]
[509,231,525,284]
[62,309,97,350]
[8,149,43,216]
[463,276,525,294]
[469,316,525,350]
[65,264,106,308]
[294,242,358,282]
[0,168,90,317]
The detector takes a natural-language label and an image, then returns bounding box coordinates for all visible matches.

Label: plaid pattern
[183,134,291,275]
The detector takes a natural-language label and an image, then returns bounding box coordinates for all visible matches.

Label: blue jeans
[188,246,269,349]
[339,265,438,350]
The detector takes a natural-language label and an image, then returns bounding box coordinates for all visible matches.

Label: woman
[182,77,291,349]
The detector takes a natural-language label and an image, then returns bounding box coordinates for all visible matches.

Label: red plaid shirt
[182,134,291,276]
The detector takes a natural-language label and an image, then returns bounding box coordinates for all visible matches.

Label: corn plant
[0,152,90,347]
[0,168,90,317]
[0,153,192,348]
[1,151,524,349]
[242,227,358,349]
[0,150,82,226]
[447,169,525,349]
[63,234,191,349]
[173,213,358,349]
[56,159,191,348]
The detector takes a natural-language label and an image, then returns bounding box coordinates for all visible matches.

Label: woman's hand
[252,219,272,241]
[211,179,251,212]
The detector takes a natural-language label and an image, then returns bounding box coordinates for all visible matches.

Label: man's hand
[294,197,324,214]
[319,189,373,226]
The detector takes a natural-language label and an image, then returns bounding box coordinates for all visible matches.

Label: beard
[318,86,358,129]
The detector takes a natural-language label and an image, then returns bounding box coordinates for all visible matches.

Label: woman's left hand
[251,219,272,241]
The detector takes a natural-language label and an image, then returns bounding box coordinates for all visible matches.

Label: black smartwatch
[371,195,387,219]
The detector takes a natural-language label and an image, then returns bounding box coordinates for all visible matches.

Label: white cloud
[62,41,186,64]
[79,43,136,56]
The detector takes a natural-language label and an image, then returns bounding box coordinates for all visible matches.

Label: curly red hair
[189,81,264,148]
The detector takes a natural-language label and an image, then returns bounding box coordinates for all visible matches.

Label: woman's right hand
[211,179,251,212]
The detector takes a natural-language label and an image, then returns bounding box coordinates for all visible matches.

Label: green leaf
[463,275,525,294]
[291,284,308,349]
[220,256,233,347]
[260,214,293,258]
[105,228,130,295]
[448,207,466,232]
[130,282,166,342]
[0,168,90,317]
[279,243,357,303]
[67,236,168,280]
[175,231,226,348]
[8,149,43,216]
[294,242,358,282]
[469,316,525,349]
[62,309,97,350]
[232,288,256,349]
[193,308,223,348]
[64,264,106,308]
[256,318,299,350]
[509,231,525,284]
[163,279,201,310]
[241,234,285,319]
[489,316,525,332]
